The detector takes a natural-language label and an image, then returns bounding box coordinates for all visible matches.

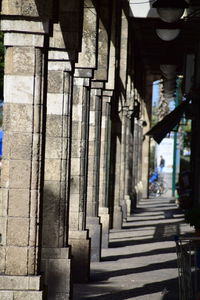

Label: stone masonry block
[7,218,29,246]
[6,247,28,275]
[45,137,62,159]
[3,103,33,133]
[13,291,43,300]
[47,259,70,293]
[44,159,61,181]
[0,248,6,273]
[0,189,8,217]
[10,160,30,189]
[27,246,37,274]
[5,47,35,75]
[2,131,11,159]
[48,71,63,94]
[69,176,80,194]
[10,133,32,160]
[0,275,41,290]
[70,158,80,176]
[0,291,13,300]
[71,140,81,158]
[47,93,64,115]
[31,161,40,189]
[46,115,62,137]
[1,0,21,15]
[8,189,29,217]
[4,75,34,104]
[0,160,9,188]
[72,105,83,121]
[0,217,7,245]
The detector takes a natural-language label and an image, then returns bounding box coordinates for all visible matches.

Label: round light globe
[156,28,181,41]
[157,7,185,23]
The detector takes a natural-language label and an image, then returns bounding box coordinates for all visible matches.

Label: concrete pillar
[0,18,48,298]
[86,88,102,262]
[99,96,111,248]
[41,55,73,299]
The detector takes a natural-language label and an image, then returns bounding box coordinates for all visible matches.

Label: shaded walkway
[73,194,193,299]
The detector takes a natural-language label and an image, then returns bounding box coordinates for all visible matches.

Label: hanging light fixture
[156,28,181,41]
[152,0,189,23]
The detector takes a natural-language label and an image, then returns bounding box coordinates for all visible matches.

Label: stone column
[124,109,134,216]
[86,88,102,262]
[68,0,97,282]
[68,71,92,283]
[98,96,111,248]
[41,54,73,300]
[120,106,129,221]
[0,19,48,298]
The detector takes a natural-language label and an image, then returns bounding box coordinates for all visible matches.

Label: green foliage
[151,104,158,127]
[185,208,200,230]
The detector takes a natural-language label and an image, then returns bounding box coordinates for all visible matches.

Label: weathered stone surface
[44,159,61,181]
[48,71,63,94]
[0,275,41,290]
[69,231,90,283]
[10,133,32,160]
[5,47,35,75]
[4,32,44,48]
[1,20,49,34]
[4,75,34,104]
[1,0,53,18]
[8,189,29,217]
[46,115,62,137]
[0,160,9,188]
[47,94,64,115]
[86,217,101,262]
[6,247,28,275]
[13,291,43,300]
[70,158,80,176]
[0,291,13,300]
[0,247,6,273]
[45,137,62,159]
[3,103,33,133]
[7,218,29,246]
[9,160,30,189]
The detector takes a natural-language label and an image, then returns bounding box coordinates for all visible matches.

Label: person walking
[159,155,165,173]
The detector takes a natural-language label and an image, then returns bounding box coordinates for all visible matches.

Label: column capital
[1,19,49,47]
[102,90,113,97]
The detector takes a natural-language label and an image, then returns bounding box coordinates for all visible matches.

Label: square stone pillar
[86,88,102,262]
[98,96,112,248]
[41,57,73,300]
[68,74,91,283]
[0,22,47,297]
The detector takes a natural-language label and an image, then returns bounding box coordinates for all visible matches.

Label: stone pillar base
[41,248,71,300]
[69,230,90,283]
[99,207,110,248]
[121,199,127,221]
[86,216,102,262]
[0,275,43,299]
[113,205,123,229]
[125,195,131,217]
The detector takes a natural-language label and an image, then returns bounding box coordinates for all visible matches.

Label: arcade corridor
[73,194,192,300]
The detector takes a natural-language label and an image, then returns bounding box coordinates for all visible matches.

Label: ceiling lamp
[156,28,181,41]
[152,0,189,23]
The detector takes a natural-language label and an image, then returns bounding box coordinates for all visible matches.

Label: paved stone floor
[73,193,193,299]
